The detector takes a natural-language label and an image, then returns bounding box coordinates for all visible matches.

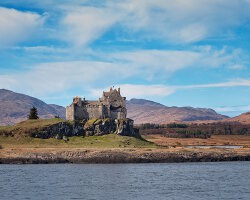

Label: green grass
[0,134,156,149]
[0,118,65,136]
[15,118,65,128]
[0,118,157,149]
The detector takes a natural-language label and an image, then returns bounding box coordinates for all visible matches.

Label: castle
[66,87,127,121]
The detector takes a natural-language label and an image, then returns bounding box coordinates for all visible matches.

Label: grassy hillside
[0,118,65,137]
[0,134,155,149]
[0,119,155,149]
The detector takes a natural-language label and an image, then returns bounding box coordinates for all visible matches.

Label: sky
[0,0,250,117]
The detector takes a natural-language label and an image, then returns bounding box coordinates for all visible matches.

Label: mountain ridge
[0,89,65,125]
[0,89,239,125]
[126,98,229,124]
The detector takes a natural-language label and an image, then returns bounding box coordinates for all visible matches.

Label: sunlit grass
[0,134,156,149]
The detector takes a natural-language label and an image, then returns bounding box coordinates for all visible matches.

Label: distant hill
[0,89,65,125]
[225,112,250,124]
[126,98,229,124]
[0,89,230,125]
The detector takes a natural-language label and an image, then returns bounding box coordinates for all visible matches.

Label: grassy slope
[0,119,156,149]
[0,134,156,149]
[0,118,65,132]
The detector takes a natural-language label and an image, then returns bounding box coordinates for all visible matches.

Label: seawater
[0,162,250,200]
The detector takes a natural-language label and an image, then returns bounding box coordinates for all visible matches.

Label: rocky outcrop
[31,118,139,139]
[1,148,250,164]
[115,118,138,137]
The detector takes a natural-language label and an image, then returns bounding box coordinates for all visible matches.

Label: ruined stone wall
[66,105,74,121]
[85,106,103,119]
[66,88,127,121]
[74,106,89,120]
[101,105,110,118]
[110,110,126,120]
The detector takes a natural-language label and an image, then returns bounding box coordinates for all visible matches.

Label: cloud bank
[0,7,45,47]
[59,0,250,46]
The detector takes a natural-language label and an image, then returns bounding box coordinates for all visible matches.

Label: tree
[28,107,39,120]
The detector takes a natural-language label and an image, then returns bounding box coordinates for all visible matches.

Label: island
[0,88,250,164]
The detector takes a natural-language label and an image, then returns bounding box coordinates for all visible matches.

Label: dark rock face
[115,119,138,137]
[31,118,138,139]
[31,122,80,139]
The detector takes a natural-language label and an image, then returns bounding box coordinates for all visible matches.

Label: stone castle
[66,87,127,121]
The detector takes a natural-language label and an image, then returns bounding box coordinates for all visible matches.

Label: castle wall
[66,88,127,121]
[74,106,89,120]
[102,105,110,118]
[110,110,126,120]
[85,106,103,119]
[66,105,74,121]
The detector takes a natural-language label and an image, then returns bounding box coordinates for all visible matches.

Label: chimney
[110,87,113,92]
[118,87,120,94]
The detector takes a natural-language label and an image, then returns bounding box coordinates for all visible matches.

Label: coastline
[1,147,250,164]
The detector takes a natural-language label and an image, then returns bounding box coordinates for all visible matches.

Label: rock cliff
[30,118,139,139]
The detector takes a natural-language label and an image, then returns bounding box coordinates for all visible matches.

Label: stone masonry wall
[66,105,74,121]
[66,88,127,121]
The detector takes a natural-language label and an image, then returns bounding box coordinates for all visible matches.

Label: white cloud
[229,64,246,70]
[62,6,121,47]
[92,79,250,100]
[0,47,248,97]
[91,84,175,100]
[0,61,133,96]
[176,79,250,89]
[214,105,250,116]
[215,105,250,113]
[60,0,250,46]
[108,47,246,74]
[0,7,45,47]
[120,0,250,43]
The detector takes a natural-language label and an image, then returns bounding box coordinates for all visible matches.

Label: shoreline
[1,148,250,164]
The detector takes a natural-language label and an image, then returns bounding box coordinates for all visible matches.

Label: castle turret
[73,96,82,107]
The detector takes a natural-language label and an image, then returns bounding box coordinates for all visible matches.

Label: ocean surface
[0,162,250,200]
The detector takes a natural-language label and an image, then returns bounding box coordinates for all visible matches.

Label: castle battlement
[66,87,127,121]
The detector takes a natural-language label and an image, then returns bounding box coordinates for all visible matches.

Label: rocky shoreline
[1,148,250,164]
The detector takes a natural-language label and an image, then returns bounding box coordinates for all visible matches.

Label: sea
[0,162,250,200]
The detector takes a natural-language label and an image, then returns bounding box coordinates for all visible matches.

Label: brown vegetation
[144,134,250,147]
[139,122,250,138]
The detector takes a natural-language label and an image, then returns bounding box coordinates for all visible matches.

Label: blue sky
[0,0,250,117]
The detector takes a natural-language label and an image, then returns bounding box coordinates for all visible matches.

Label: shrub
[167,123,188,128]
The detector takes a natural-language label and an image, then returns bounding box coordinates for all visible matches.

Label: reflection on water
[185,145,243,149]
[0,162,250,200]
